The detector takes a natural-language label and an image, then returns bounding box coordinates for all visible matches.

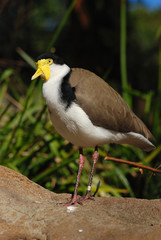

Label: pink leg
[59,148,85,206]
[78,146,99,203]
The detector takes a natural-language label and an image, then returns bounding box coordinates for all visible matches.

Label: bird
[31,52,155,206]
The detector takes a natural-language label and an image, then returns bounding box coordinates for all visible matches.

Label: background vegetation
[0,0,161,199]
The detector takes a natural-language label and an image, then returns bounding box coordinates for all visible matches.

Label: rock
[0,165,161,240]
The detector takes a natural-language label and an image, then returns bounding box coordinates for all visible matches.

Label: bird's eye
[48,59,53,64]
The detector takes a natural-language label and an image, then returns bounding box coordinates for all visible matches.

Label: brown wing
[69,68,154,141]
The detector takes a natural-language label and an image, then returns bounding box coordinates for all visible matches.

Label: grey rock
[0,166,160,240]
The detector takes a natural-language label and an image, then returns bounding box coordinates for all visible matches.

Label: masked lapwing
[31,53,155,205]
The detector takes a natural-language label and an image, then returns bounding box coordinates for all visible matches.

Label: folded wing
[69,68,154,141]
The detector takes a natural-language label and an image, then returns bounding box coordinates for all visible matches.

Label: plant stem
[105,156,161,174]
[120,0,132,107]
[47,0,77,51]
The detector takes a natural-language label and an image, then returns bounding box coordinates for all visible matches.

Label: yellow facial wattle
[31,58,53,81]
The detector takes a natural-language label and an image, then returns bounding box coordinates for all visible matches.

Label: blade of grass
[120,0,132,107]
[47,0,77,51]
[0,69,14,83]
[115,166,134,197]
[0,103,11,121]
[0,82,7,105]
[17,47,36,69]
[144,144,161,164]
[98,184,128,196]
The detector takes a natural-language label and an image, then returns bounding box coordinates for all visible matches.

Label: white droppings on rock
[34,200,41,203]
[67,206,77,213]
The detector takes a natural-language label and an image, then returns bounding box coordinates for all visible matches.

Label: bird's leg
[78,146,99,203]
[58,148,85,206]
[71,148,85,201]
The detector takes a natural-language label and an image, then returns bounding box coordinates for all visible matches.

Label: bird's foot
[57,195,83,206]
[77,180,100,203]
[77,192,95,204]
[58,194,94,206]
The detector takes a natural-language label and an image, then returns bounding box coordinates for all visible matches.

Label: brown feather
[69,68,154,141]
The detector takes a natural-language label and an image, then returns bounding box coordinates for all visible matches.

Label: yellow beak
[31,59,50,81]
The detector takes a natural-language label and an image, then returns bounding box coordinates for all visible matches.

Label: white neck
[42,63,70,108]
[48,63,70,83]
